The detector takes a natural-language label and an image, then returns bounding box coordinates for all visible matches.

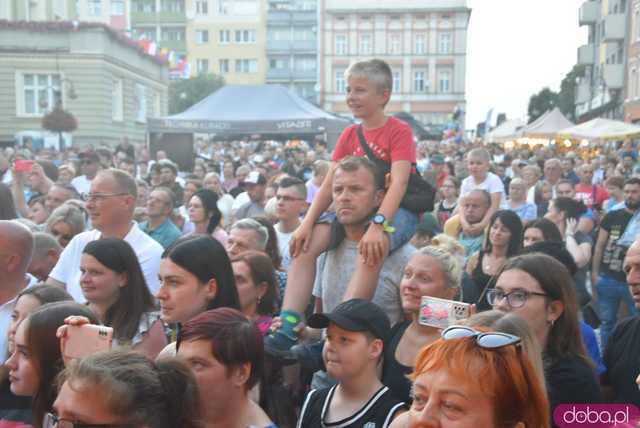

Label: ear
[47,248,60,263]
[547,299,564,325]
[256,281,268,299]
[117,272,128,288]
[231,362,251,388]
[369,338,384,361]
[205,278,218,301]
[512,422,525,428]
[380,88,391,105]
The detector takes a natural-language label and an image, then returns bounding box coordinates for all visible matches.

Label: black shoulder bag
[355,125,435,214]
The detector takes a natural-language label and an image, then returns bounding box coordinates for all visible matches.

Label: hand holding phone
[62,324,113,361]
[13,160,33,173]
[419,296,471,329]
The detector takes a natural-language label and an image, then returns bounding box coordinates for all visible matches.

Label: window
[438,32,452,54]
[88,0,101,16]
[635,9,640,41]
[162,28,184,41]
[135,28,156,41]
[295,57,316,71]
[631,68,638,99]
[415,34,426,54]
[161,0,183,12]
[235,59,257,73]
[153,91,161,116]
[112,79,123,121]
[392,70,401,93]
[389,33,401,54]
[335,34,347,55]
[335,69,346,93]
[235,30,256,43]
[268,29,290,41]
[438,69,451,93]
[133,0,155,12]
[219,59,229,73]
[414,70,426,92]
[134,83,147,123]
[359,33,372,55]
[196,59,209,74]
[196,30,209,44]
[219,30,230,44]
[111,0,124,15]
[196,0,208,14]
[22,73,61,116]
[218,0,230,14]
[293,27,314,40]
[270,58,287,69]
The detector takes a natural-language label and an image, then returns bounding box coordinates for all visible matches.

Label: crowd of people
[0,58,639,428]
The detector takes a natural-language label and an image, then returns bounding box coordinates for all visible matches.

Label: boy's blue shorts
[319,207,418,252]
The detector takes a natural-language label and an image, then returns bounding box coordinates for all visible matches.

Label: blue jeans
[597,275,637,348]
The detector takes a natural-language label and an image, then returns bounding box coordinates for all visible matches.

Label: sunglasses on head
[441,325,521,350]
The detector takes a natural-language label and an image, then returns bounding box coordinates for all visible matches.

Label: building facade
[185,0,267,84]
[318,0,470,127]
[1,0,131,31]
[131,0,187,57]
[0,21,169,146]
[575,0,629,121]
[266,0,318,102]
[625,0,640,122]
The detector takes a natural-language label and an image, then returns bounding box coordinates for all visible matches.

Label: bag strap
[356,125,380,162]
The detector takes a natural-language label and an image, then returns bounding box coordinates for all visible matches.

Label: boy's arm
[301,161,336,226]
[477,192,501,229]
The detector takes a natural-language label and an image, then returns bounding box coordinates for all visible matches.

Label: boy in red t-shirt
[265,59,418,354]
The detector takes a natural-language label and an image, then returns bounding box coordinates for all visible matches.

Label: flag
[183,62,191,79]
[148,42,157,56]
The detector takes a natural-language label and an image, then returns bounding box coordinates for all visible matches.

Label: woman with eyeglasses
[390,325,550,428]
[187,189,228,247]
[45,204,85,248]
[5,302,98,428]
[486,253,602,417]
[48,350,201,428]
[382,235,465,404]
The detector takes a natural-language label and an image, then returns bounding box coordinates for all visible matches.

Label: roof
[521,108,574,139]
[325,0,469,11]
[148,84,350,136]
[0,20,163,64]
[484,118,524,143]
[558,118,640,141]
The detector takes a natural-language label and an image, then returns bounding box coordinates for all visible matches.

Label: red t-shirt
[332,117,416,165]
[575,183,609,209]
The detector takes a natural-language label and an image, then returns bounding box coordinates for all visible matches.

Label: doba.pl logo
[554,404,640,427]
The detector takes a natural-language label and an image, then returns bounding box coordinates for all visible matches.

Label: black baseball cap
[307,299,391,341]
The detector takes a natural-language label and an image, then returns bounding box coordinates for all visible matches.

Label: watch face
[373,214,385,224]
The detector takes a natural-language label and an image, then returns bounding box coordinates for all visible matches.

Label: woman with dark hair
[545,197,592,306]
[5,302,98,428]
[188,189,228,246]
[51,350,201,428]
[177,308,277,428]
[486,253,602,416]
[0,183,17,220]
[231,251,278,336]
[465,210,523,311]
[523,218,563,247]
[0,286,72,427]
[157,235,240,330]
[80,238,166,358]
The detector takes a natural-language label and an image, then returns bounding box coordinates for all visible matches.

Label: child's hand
[462,223,484,237]
[57,316,91,368]
[359,225,389,266]
[289,222,313,257]
[269,316,308,340]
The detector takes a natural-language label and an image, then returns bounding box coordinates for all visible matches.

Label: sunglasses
[441,325,521,350]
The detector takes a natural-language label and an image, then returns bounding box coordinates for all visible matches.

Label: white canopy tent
[558,118,640,141]
[484,118,524,143]
[520,107,574,139]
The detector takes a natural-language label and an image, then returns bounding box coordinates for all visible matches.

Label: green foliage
[527,87,558,124]
[168,73,225,115]
[557,64,586,122]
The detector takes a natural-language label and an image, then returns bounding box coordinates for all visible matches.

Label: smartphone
[419,296,471,329]
[64,324,113,360]
[13,160,33,173]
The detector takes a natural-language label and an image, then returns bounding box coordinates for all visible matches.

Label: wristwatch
[372,213,386,225]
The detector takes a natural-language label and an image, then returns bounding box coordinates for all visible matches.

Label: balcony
[267,39,316,52]
[268,10,291,23]
[158,40,187,52]
[131,10,186,24]
[267,9,316,25]
[603,14,626,41]
[604,64,624,89]
[576,81,591,104]
[578,44,595,65]
[579,1,598,26]
[267,69,316,81]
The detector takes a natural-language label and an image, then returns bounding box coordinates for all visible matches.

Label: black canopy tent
[147,85,350,170]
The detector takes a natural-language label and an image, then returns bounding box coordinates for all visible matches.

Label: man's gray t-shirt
[312,240,415,326]
[235,201,265,220]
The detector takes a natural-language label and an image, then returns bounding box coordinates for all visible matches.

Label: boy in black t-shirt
[297,299,406,428]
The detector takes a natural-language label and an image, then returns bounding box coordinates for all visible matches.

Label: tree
[557,64,586,122]
[527,87,558,123]
[42,104,77,151]
[168,73,225,115]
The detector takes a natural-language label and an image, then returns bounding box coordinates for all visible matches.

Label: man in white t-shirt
[47,169,163,302]
[0,221,36,358]
[71,150,101,195]
[274,177,307,270]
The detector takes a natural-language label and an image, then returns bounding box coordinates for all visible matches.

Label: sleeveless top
[437,200,457,226]
[382,321,412,404]
[297,385,406,428]
[468,250,493,312]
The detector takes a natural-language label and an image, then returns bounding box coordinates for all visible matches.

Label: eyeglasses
[441,325,521,350]
[81,192,128,202]
[486,288,548,309]
[275,195,304,202]
[43,413,134,428]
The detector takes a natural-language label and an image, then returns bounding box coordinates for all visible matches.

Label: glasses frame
[486,288,548,309]
[43,412,134,428]
[441,325,522,350]
[81,192,129,203]
[275,195,304,202]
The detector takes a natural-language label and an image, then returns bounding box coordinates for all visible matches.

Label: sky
[465,0,588,129]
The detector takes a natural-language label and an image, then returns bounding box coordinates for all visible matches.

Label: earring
[257,296,262,305]
[549,319,555,327]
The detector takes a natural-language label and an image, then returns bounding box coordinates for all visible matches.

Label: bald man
[601,238,640,405]
[47,169,163,301]
[0,220,37,357]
